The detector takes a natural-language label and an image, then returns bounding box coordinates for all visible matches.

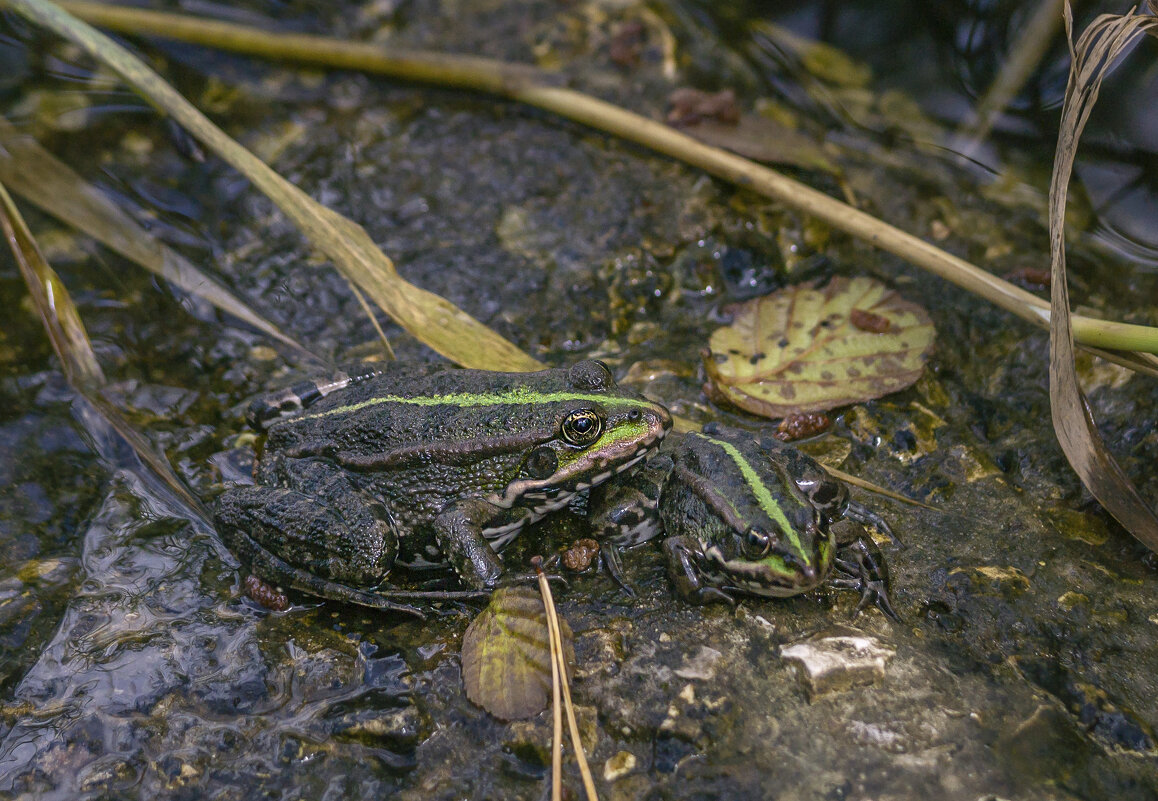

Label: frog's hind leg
[241,538,428,618]
[829,537,900,621]
[215,457,408,611]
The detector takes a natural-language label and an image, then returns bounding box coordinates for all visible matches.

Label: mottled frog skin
[590,422,898,617]
[214,360,671,613]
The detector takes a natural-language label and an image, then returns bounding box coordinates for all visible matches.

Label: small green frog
[590,422,899,617]
[214,360,671,614]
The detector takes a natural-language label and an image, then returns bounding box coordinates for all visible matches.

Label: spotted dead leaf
[704,276,934,417]
[461,586,574,721]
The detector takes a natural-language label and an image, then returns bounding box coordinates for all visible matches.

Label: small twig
[536,559,599,801]
[824,466,941,512]
[346,279,396,360]
[534,559,564,801]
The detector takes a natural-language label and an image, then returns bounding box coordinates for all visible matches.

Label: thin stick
[824,466,941,512]
[49,0,1158,356]
[535,564,564,801]
[346,279,396,360]
[539,570,599,801]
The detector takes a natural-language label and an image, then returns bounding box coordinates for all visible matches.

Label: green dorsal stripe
[690,433,806,560]
[287,386,658,424]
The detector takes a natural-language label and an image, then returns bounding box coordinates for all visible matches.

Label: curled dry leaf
[1045,3,1158,550]
[461,586,574,721]
[704,276,935,417]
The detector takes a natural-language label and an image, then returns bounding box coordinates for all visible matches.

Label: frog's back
[261,364,583,451]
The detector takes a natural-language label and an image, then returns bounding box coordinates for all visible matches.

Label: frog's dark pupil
[562,410,602,445]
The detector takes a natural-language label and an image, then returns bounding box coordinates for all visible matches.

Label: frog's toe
[689,586,736,606]
[845,501,904,548]
[598,542,638,598]
[832,552,901,622]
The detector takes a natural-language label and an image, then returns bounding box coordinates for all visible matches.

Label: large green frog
[590,422,899,617]
[214,360,671,615]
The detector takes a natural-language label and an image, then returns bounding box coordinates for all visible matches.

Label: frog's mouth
[491,405,670,513]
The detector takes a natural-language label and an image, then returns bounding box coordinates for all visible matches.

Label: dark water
[1,1,1157,799]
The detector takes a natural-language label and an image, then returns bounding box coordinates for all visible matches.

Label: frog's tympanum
[214,360,671,613]
[590,422,899,618]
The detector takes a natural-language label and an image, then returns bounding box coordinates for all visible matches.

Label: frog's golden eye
[561,410,602,446]
[743,529,773,559]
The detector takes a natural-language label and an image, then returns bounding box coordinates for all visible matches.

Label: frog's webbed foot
[829,538,900,621]
[598,541,636,598]
[241,543,426,618]
[588,461,667,599]
[662,536,734,606]
[843,501,904,548]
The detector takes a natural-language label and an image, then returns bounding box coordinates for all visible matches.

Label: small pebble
[603,750,637,782]
[561,539,600,572]
[244,574,289,611]
[780,629,895,700]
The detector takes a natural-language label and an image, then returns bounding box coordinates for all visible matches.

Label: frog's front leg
[432,498,511,590]
[588,455,668,593]
[663,536,736,606]
[828,531,900,621]
[214,457,409,611]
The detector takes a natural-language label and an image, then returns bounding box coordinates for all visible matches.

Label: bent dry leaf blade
[1047,4,1158,549]
[0,181,103,387]
[0,180,208,519]
[0,117,319,364]
[6,0,542,372]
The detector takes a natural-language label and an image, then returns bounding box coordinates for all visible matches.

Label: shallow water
[1,1,1157,799]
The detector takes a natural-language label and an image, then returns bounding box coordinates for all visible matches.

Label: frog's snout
[635,402,672,444]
